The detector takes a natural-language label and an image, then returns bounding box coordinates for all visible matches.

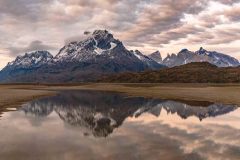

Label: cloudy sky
[0,0,240,69]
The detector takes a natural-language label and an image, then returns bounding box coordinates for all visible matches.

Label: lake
[0,90,240,160]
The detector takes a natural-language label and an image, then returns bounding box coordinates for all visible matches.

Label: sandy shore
[0,85,55,116]
[0,83,240,114]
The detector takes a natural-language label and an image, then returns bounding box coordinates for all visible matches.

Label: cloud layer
[0,0,239,68]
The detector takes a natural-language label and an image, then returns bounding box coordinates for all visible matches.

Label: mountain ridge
[162,47,240,67]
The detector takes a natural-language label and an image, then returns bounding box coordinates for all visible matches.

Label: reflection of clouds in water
[1,110,240,160]
[122,120,240,160]
[0,90,240,160]
[131,117,240,160]
[18,90,238,138]
[0,115,202,160]
[113,122,204,160]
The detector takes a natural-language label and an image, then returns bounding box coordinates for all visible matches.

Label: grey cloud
[218,0,240,4]
[224,6,240,21]
[116,0,240,53]
[0,0,52,22]
[120,121,240,160]
[118,0,209,44]
[64,35,89,45]
[186,27,240,45]
[0,0,239,62]
[8,40,56,56]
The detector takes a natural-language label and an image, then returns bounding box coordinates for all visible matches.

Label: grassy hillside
[101,62,240,83]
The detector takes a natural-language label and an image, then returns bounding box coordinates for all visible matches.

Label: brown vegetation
[101,62,240,83]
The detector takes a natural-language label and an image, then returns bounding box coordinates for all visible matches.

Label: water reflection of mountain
[20,90,238,137]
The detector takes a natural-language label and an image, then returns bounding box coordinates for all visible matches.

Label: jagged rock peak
[91,30,120,50]
[198,47,207,54]
[150,51,161,57]
[149,51,162,63]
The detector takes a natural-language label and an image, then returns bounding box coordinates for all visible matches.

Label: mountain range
[0,30,164,82]
[163,47,240,67]
[0,29,239,83]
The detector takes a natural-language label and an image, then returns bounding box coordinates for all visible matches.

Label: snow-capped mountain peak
[53,30,122,62]
[198,47,206,54]
[6,51,53,69]
[92,30,119,50]
[196,47,211,56]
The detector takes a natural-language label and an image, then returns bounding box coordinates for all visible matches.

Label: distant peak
[166,53,176,58]
[151,50,161,55]
[135,50,142,54]
[198,47,207,54]
[179,48,189,53]
[149,51,162,58]
[148,51,162,63]
[199,47,204,51]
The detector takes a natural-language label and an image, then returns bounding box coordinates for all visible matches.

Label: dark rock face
[163,47,240,67]
[0,30,165,83]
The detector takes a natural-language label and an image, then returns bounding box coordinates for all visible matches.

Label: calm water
[0,90,240,160]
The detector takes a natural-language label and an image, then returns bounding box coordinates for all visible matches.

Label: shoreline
[67,83,240,106]
[0,83,240,114]
[0,87,56,116]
